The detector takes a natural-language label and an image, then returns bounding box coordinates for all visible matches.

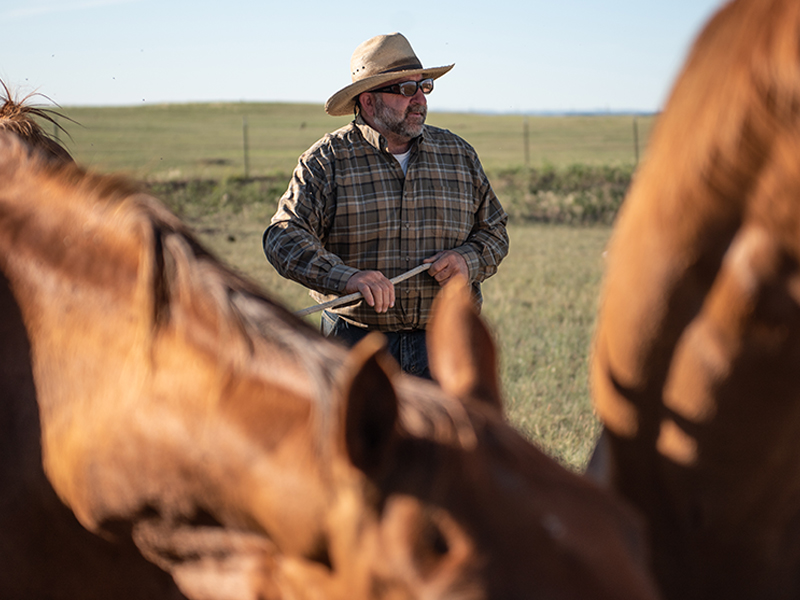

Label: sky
[0,0,727,115]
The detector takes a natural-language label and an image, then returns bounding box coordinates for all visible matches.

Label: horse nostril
[413,519,452,576]
[429,524,449,557]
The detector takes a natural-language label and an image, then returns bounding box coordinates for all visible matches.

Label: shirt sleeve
[263,145,359,296]
[453,159,510,283]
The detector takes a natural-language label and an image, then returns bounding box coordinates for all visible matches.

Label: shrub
[490,164,634,225]
[148,163,634,227]
[148,174,289,220]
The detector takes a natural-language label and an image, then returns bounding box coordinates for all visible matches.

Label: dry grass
[480,224,610,469]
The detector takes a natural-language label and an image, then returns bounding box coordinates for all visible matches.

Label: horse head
[278,279,660,600]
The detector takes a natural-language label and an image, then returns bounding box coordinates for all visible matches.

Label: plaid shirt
[264,116,509,331]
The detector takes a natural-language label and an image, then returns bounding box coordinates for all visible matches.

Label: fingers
[344,254,467,315]
[360,281,394,313]
[427,251,469,286]
[345,271,395,313]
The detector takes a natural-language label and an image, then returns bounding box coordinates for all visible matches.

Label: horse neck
[0,141,341,558]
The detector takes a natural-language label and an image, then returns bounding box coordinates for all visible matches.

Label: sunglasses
[371,78,434,97]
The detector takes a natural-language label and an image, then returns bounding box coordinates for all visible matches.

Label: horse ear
[336,332,401,477]
[427,276,503,412]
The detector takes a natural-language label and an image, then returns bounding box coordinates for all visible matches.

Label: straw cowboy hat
[325,33,454,116]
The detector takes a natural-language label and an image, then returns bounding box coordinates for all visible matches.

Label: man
[263,32,509,378]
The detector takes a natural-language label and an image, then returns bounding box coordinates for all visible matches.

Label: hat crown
[325,32,452,116]
[349,33,423,83]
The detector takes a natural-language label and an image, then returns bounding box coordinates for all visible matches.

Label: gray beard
[372,95,427,140]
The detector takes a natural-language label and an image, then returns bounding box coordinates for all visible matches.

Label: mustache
[407,105,427,116]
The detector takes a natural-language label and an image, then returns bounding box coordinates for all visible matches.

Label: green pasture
[55,102,654,179]
[47,102,650,471]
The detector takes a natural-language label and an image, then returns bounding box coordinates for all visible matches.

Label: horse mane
[0,80,74,163]
[119,184,347,428]
[0,132,343,437]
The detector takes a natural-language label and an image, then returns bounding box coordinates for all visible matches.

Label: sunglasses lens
[398,81,419,96]
[375,78,435,96]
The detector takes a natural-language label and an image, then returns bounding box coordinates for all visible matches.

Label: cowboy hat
[325,33,454,116]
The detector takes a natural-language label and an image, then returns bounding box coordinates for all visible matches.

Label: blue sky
[0,0,726,114]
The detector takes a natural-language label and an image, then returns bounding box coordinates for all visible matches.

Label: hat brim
[324,64,454,116]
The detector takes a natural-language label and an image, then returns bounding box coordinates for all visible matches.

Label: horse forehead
[393,380,548,490]
[395,378,479,448]
[395,402,543,505]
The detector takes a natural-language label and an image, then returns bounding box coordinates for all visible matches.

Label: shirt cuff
[453,246,481,282]
[325,263,361,294]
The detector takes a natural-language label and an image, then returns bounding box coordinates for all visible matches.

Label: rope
[294,263,432,317]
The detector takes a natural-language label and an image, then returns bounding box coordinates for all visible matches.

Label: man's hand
[424,251,469,286]
[345,270,395,313]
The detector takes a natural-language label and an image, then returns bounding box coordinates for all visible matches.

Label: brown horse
[590,0,800,598]
[0,127,659,599]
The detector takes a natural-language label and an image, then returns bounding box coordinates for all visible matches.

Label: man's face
[370,75,428,141]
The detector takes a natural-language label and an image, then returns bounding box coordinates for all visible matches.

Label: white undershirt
[393,149,411,175]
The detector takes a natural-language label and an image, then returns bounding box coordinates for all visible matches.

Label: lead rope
[294,263,432,317]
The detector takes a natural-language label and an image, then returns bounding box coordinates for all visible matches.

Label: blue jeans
[320,311,431,379]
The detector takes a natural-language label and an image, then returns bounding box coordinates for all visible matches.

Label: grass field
[45,102,641,471]
[55,102,654,180]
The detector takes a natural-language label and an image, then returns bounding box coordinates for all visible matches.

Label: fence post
[523,116,530,169]
[243,116,250,179]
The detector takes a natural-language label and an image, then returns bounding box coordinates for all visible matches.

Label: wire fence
[52,104,657,183]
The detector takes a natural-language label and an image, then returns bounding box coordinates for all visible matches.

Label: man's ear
[427,276,503,413]
[335,332,401,477]
[357,92,375,120]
